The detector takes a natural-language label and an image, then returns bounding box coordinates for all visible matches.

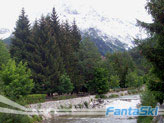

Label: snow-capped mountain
[53,0,148,50]
[0,28,11,40]
[1,0,150,54]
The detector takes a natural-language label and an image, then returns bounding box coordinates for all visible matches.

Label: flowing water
[43,95,140,123]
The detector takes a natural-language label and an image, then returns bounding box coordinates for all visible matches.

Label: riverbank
[28,90,141,120]
[42,94,140,123]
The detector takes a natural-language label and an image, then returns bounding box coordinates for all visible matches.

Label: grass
[95,94,107,99]
[108,94,119,98]
[52,95,78,101]
[20,94,46,105]
[128,90,139,95]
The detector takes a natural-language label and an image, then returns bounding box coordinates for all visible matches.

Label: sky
[0,0,152,31]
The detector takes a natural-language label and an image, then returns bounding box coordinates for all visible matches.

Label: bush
[84,101,89,108]
[125,72,143,88]
[52,95,77,101]
[0,41,10,68]
[95,95,100,99]
[0,114,33,123]
[108,94,119,98]
[95,94,107,99]
[137,116,153,123]
[88,68,109,94]
[127,90,139,95]
[21,94,46,105]
[0,60,34,100]
[58,73,74,94]
[137,88,158,123]
[109,75,120,89]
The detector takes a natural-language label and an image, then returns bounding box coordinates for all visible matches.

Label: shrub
[125,72,143,88]
[0,114,33,123]
[109,75,120,89]
[84,101,89,108]
[95,95,100,99]
[0,60,34,100]
[58,73,74,94]
[108,94,119,98]
[0,41,10,68]
[88,68,109,94]
[52,95,77,101]
[95,94,107,99]
[137,88,158,123]
[21,94,46,104]
[127,90,139,95]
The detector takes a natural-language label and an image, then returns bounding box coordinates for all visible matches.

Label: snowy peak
[54,0,147,49]
[0,28,11,39]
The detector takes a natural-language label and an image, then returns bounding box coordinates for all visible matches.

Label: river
[43,95,140,123]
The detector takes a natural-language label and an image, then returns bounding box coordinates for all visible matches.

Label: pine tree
[10,8,31,62]
[137,0,164,104]
[60,21,84,93]
[30,16,65,95]
[71,19,81,52]
[78,37,101,92]
[50,8,61,47]
[29,19,46,93]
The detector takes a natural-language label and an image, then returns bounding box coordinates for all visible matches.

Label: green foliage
[58,73,74,94]
[127,90,139,95]
[30,15,65,95]
[137,88,157,123]
[140,89,157,108]
[137,0,164,105]
[10,8,84,94]
[137,116,153,123]
[84,101,89,108]
[52,95,77,101]
[125,72,143,88]
[0,59,34,100]
[0,41,10,68]
[77,37,101,92]
[146,73,164,105]
[10,8,31,63]
[108,94,119,98]
[104,52,136,88]
[95,94,107,99]
[0,114,33,123]
[88,68,109,94]
[129,47,151,75]
[21,94,46,105]
[109,75,120,89]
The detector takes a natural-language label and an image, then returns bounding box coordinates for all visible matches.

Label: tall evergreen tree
[78,37,101,92]
[30,16,65,95]
[71,20,81,51]
[10,8,31,62]
[59,21,83,93]
[104,52,135,88]
[50,8,61,47]
[137,0,164,104]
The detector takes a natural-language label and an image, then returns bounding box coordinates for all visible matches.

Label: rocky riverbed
[28,91,141,123]
[42,95,140,123]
